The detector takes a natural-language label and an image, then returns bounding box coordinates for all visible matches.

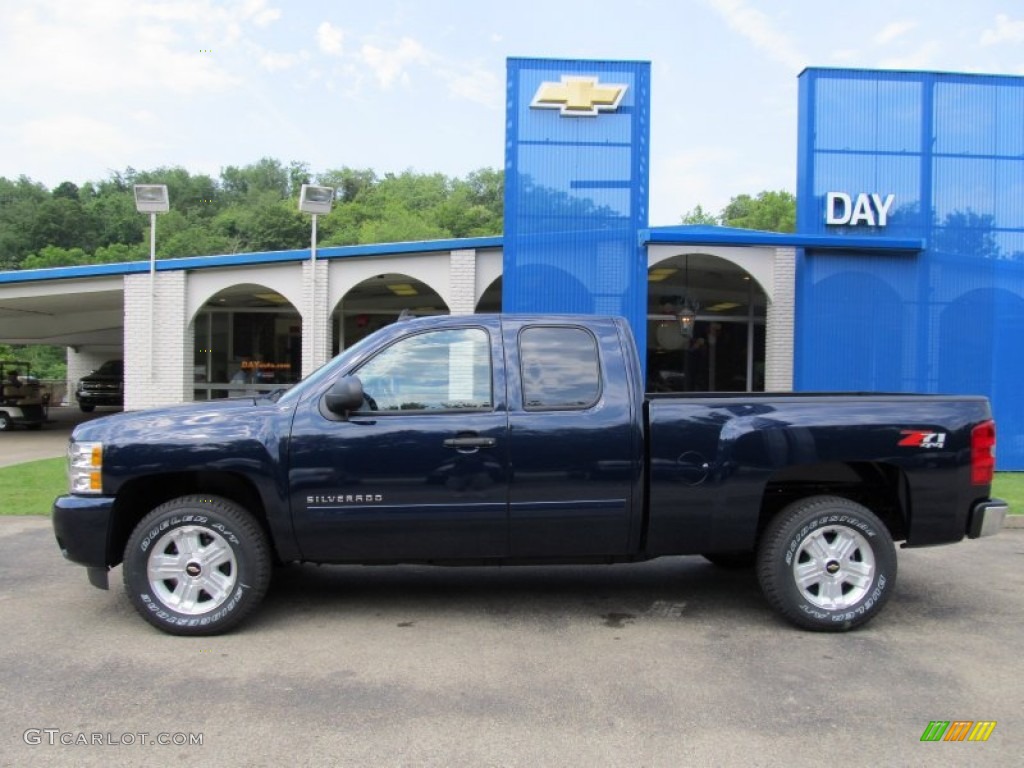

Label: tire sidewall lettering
[139,581,250,627]
[139,515,208,553]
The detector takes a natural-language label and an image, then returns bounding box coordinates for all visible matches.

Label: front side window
[355,328,492,412]
[519,326,601,409]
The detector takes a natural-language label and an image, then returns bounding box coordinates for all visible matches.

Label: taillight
[971,420,996,486]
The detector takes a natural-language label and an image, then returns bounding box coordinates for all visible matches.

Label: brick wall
[449,250,477,315]
[766,247,795,392]
[301,260,330,378]
[124,271,189,410]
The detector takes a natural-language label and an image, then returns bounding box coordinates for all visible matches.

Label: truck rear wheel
[756,496,896,632]
[123,495,271,636]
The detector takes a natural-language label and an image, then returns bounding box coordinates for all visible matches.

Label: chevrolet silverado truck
[52,314,1007,635]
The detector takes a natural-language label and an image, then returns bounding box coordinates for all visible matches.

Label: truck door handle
[443,436,496,450]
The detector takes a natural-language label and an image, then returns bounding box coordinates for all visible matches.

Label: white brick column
[124,271,190,410]
[301,259,330,377]
[766,247,796,392]
[449,249,477,315]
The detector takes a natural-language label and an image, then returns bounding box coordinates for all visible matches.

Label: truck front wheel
[123,495,271,636]
[756,496,897,632]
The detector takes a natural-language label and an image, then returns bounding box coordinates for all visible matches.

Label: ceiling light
[387,284,419,296]
[253,293,290,305]
[648,268,677,282]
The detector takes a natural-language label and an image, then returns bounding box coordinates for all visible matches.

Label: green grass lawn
[0,457,64,515]
[0,457,1019,516]
[991,473,1024,515]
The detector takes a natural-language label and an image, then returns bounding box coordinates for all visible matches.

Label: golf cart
[0,361,45,431]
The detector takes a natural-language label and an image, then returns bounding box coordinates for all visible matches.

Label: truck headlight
[69,441,103,494]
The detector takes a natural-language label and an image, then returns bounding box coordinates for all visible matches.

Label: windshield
[97,360,123,375]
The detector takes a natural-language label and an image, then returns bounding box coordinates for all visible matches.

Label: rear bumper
[52,494,116,570]
[967,499,1008,539]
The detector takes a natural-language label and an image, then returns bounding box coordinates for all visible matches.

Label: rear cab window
[518,326,601,410]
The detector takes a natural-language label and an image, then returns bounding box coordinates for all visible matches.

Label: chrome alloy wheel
[146,525,238,615]
[791,525,876,610]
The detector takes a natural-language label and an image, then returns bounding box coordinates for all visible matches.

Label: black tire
[702,551,755,569]
[79,404,95,413]
[123,495,272,636]
[0,413,11,431]
[756,495,897,632]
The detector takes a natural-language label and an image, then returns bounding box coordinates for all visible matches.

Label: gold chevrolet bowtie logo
[530,76,627,117]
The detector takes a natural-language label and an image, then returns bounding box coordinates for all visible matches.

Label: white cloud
[704,0,805,73]
[360,38,429,88]
[259,51,300,71]
[651,146,742,223]
[20,114,145,160]
[981,14,1024,45]
[444,68,502,110]
[874,21,918,45]
[0,1,259,98]
[830,49,859,64]
[878,40,942,70]
[316,21,344,56]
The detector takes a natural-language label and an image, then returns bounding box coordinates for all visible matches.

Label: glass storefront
[647,254,766,393]
[647,316,765,392]
[193,308,302,400]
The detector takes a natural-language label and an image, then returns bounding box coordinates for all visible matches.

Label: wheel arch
[108,471,273,567]
[757,461,909,545]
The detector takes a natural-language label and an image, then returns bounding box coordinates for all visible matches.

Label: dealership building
[2,59,1024,468]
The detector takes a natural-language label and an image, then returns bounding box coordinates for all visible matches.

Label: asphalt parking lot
[0,406,112,468]
[1,514,1021,768]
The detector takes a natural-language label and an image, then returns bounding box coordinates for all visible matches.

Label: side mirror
[324,375,364,416]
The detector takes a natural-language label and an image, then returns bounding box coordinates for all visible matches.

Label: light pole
[133,185,169,383]
[298,184,335,374]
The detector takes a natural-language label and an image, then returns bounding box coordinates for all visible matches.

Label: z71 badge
[899,430,947,449]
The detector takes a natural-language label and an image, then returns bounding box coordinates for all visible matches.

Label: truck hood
[70,397,283,446]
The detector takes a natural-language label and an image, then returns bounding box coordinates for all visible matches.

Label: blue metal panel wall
[796,68,1024,468]
[503,58,651,363]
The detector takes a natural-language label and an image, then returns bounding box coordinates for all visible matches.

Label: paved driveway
[0,406,112,467]
[1,517,1021,768]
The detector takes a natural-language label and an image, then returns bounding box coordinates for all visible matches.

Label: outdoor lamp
[133,184,169,214]
[298,184,335,215]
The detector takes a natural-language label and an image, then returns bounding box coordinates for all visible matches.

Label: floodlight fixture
[133,184,170,214]
[298,184,335,215]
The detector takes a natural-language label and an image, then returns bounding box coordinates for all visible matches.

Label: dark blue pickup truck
[53,314,1007,635]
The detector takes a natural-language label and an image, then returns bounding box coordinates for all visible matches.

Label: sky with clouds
[2,0,1023,224]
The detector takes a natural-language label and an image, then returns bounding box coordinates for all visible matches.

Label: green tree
[21,245,91,269]
[317,167,377,203]
[30,197,98,252]
[220,157,291,201]
[680,204,719,225]
[92,242,146,263]
[357,203,447,244]
[0,343,66,378]
[721,190,796,232]
[0,176,50,269]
